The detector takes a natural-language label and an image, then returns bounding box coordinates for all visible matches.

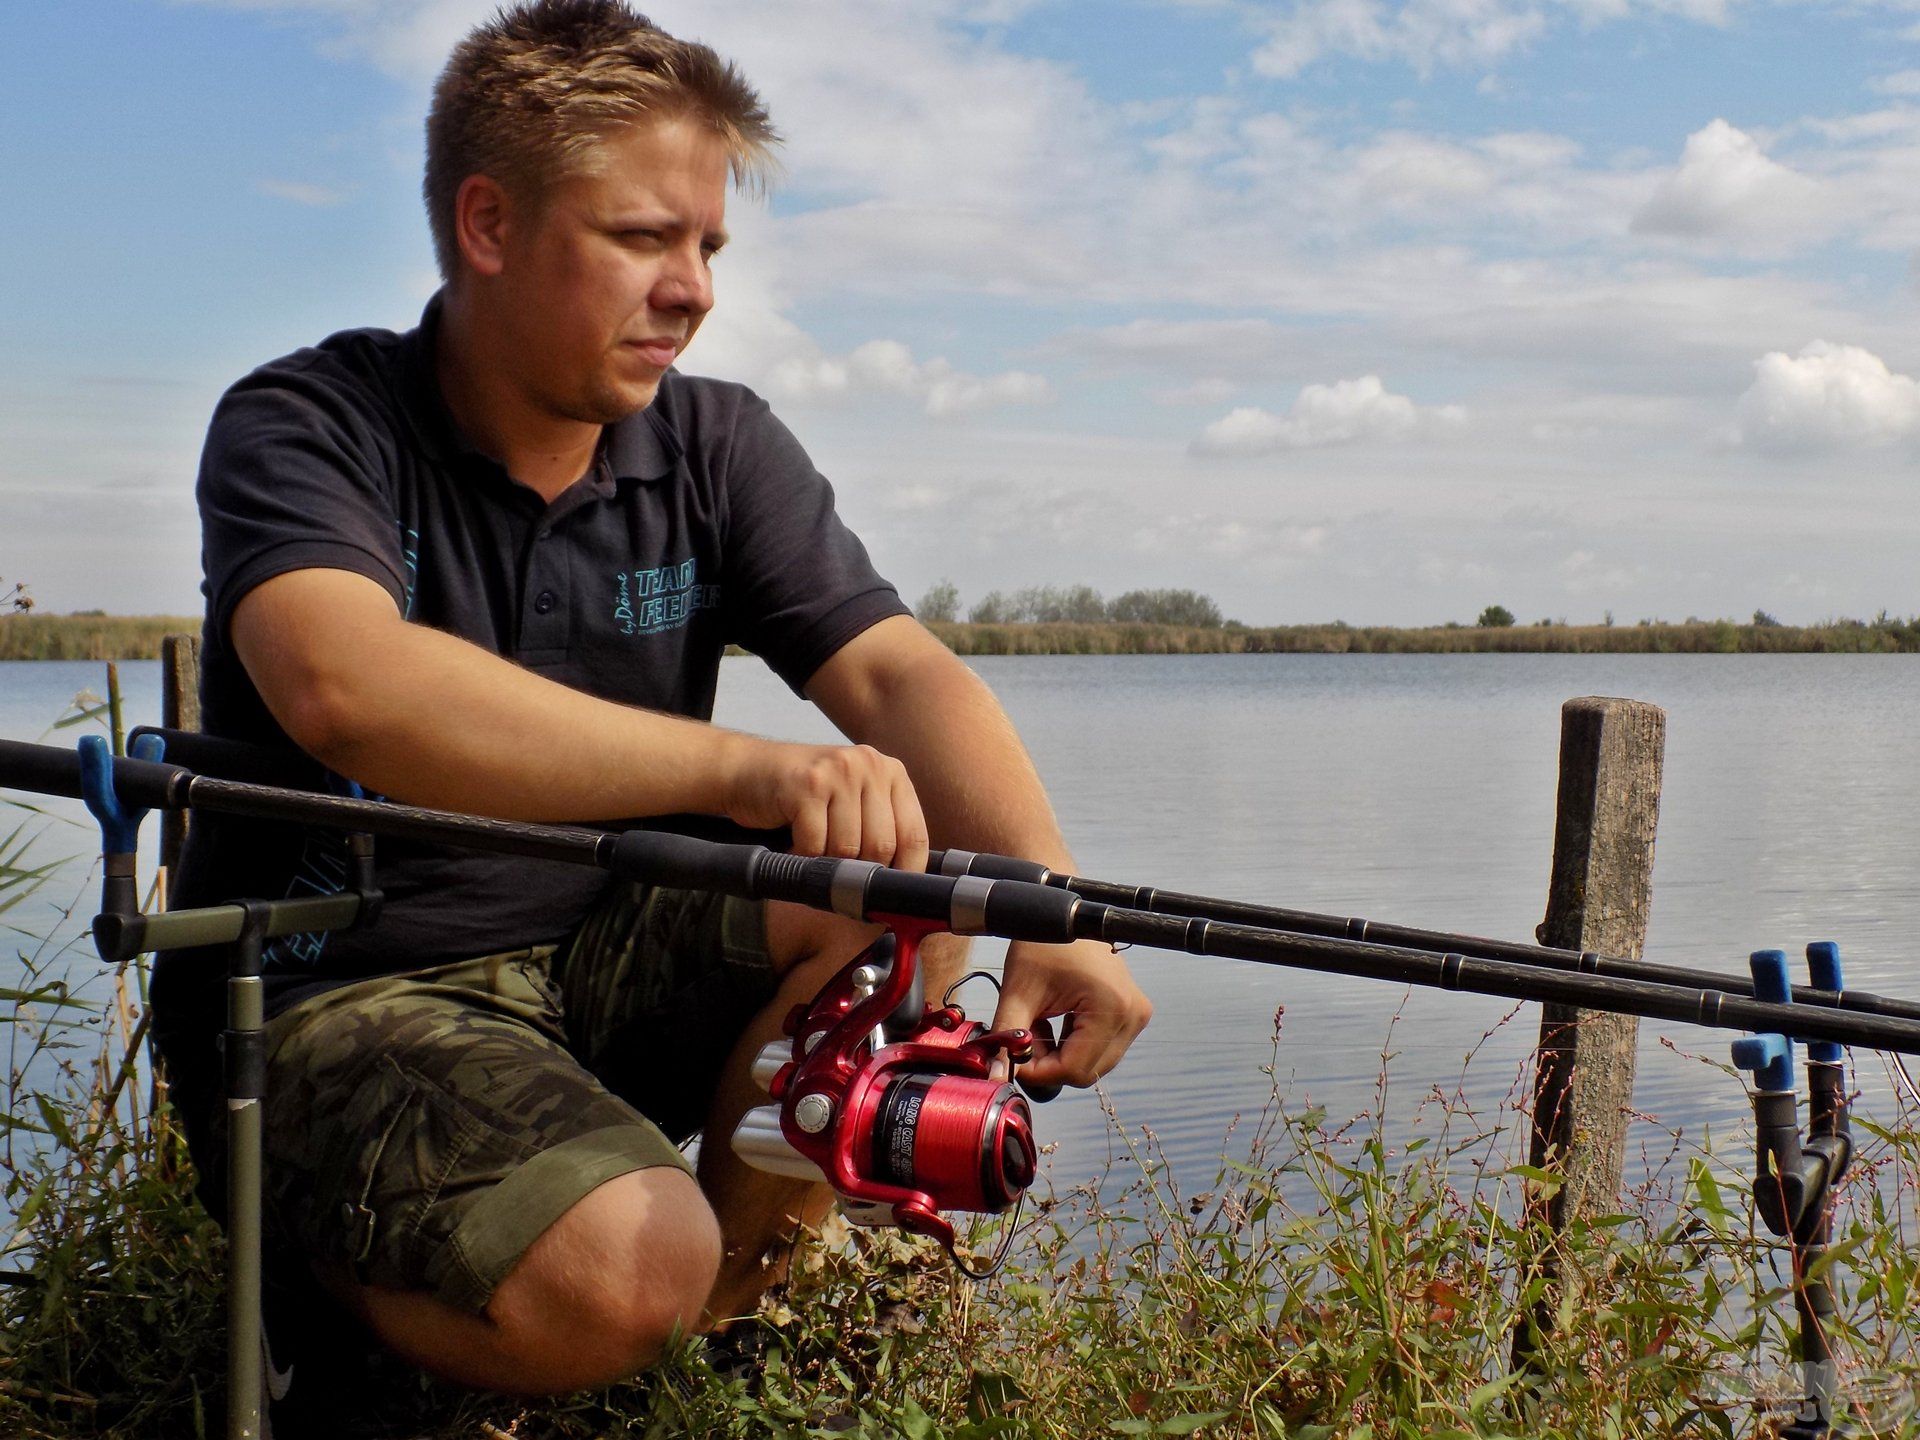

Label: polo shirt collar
[400,291,681,485]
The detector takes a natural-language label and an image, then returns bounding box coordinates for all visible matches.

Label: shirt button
[534,591,556,614]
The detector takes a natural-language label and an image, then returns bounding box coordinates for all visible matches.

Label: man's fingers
[789,794,828,856]
[891,766,929,874]
[823,787,862,859]
[859,777,895,864]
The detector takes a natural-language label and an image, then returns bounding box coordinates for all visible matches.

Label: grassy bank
[7,944,1920,1438]
[7,613,1920,662]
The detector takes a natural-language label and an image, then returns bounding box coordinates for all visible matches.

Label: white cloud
[1734,340,1920,451]
[1251,0,1548,79]
[1191,376,1465,456]
[1245,0,1732,80]
[255,178,347,206]
[1872,70,1920,97]
[764,339,1051,417]
[1631,119,1830,247]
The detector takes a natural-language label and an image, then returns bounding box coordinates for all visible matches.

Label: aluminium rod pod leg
[224,901,271,1440]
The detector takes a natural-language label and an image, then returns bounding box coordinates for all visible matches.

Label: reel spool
[732,923,1040,1262]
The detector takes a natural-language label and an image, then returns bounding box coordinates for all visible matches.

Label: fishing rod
[0,734,1901,1438]
[930,848,1920,1028]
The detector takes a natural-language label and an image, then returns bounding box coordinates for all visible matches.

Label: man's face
[496,116,731,424]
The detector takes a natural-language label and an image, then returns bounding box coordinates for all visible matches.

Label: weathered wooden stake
[159,632,201,874]
[1514,694,1665,1362]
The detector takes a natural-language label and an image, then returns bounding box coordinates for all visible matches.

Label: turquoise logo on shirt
[614,558,720,636]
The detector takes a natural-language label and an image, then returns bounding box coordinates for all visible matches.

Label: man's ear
[452,173,512,280]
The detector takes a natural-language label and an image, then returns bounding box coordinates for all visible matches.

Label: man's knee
[487,1166,722,1376]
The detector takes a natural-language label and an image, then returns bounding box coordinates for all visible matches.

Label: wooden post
[1513,695,1665,1364]
[159,633,201,875]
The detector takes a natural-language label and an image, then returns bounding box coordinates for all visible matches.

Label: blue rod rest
[1731,948,1795,1093]
[1805,942,1845,1065]
[78,732,166,855]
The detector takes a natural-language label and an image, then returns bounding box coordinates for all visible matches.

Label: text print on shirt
[613,558,722,636]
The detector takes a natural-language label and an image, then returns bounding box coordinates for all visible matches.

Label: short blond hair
[424,0,778,280]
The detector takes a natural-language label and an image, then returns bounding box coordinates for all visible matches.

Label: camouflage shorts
[254,883,774,1314]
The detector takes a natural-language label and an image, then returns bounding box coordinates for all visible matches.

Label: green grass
[7,940,1920,1437]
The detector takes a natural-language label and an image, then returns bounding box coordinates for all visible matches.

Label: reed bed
[6,613,1919,663]
[928,618,1920,656]
[0,617,199,663]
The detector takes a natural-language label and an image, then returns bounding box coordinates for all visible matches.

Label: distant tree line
[914,581,1225,629]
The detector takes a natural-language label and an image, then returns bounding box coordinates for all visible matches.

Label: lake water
[5,652,1920,1205]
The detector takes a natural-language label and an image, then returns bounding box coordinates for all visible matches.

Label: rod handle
[607,829,768,898]
[0,738,191,812]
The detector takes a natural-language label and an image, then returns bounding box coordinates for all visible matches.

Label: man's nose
[654,243,714,317]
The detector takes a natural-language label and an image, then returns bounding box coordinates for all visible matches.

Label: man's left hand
[989,937,1152,1090]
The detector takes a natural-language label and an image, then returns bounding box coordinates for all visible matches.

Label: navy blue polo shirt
[156,295,908,1029]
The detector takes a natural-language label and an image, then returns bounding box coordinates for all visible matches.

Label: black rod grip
[127,727,324,790]
[982,882,1080,944]
[930,848,1052,884]
[0,738,192,810]
[607,829,766,899]
[0,738,87,799]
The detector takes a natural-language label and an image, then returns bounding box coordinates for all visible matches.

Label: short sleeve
[198,363,410,642]
[719,391,910,692]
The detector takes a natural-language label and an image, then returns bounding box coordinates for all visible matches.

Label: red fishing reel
[731,919,1041,1265]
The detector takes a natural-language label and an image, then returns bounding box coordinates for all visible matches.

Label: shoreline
[3,612,1917,660]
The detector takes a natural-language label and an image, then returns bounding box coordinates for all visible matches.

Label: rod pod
[1731,945,1855,1439]
[75,736,383,1440]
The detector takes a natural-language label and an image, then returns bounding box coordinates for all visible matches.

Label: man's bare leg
[700,900,970,1325]
[329,1163,722,1393]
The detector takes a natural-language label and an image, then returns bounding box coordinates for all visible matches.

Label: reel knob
[750,1038,792,1093]
[731,1103,826,1182]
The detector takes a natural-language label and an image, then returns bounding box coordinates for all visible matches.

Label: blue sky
[5,0,1919,623]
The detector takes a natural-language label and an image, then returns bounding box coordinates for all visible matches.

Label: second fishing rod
[930,846,1920,1029]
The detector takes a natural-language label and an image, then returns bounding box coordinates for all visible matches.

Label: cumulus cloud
[764,339,1051,418]
[1733,340,1920,451]
[1631,120,1828,247]
[1191,376,1465,456]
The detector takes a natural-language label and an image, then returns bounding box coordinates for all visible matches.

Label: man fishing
[151,0,1150,1400]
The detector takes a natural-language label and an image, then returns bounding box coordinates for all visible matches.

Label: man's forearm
[284,612,743,821]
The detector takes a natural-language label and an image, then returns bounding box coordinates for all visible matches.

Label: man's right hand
[719,738,929,872]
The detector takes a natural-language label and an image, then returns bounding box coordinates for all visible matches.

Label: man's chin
[569,378,661,425]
